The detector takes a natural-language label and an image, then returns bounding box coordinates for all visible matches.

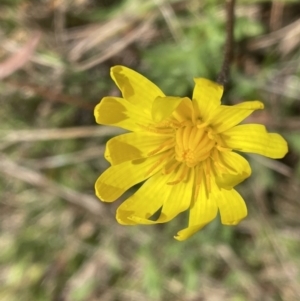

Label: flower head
[94,65,288,241]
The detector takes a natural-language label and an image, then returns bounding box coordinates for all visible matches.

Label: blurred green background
[1,0,300,300]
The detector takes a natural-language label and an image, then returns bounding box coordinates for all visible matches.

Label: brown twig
[216,0,235,86]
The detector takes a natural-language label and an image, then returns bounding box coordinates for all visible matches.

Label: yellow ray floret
[94,65,288,241]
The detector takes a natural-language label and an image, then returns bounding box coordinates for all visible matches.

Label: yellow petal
[152,96,191,123]
[122,165,194,225]
[211,101,264,133]
[214,151,251,189]
[95,154,167,202]
[222,124,288,158]
[192,78,223,121]
[173,96,196,124]
[94,97,152,131]
[216,188,247,225]
[157,166,194,223]
[105,132,173,165]
[116,172,167,225]
[175,178,218,241]
[111,65,165,110]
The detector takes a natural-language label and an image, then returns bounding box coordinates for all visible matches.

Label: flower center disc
[175,126,215,167]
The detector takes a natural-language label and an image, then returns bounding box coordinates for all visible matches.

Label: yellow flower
[94,65,288,241]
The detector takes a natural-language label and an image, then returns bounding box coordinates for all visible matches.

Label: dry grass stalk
[24,146,105,169]
[0,153,103,216]
[69,13,157,71]
[0,31,41,79]
[0,126,124,143]
[248,19,300,56]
